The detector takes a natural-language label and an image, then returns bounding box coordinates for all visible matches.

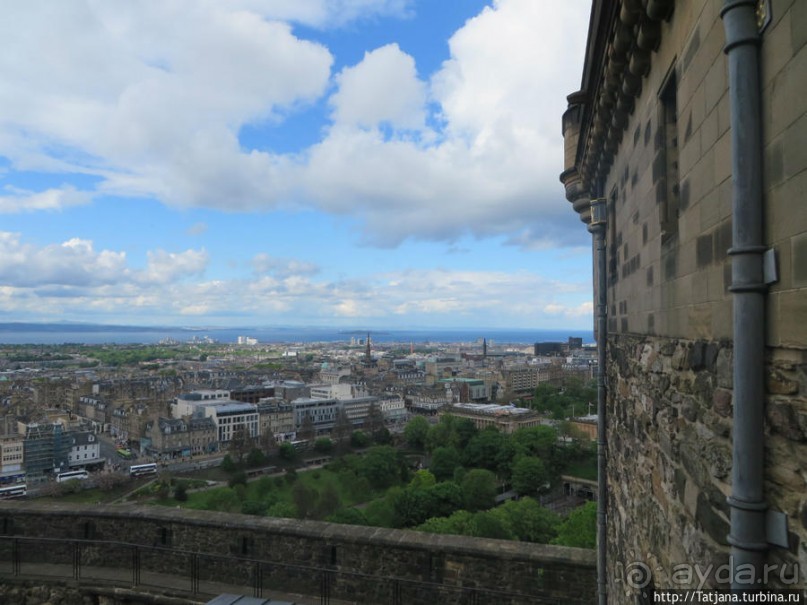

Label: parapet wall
[0,501,596,604]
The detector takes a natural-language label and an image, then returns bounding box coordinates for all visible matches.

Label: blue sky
[0,0,592,330]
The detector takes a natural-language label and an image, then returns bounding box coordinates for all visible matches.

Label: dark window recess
[1,518,13,536]
[659,69,680,243]
[83,521,96,540]
[643,223,649,244]
[647,266,654,286]
[241,536,254,556]
[157,527,172,547]
[608,191,619,286]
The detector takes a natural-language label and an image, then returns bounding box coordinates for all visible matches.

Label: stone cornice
[563,0,674,212]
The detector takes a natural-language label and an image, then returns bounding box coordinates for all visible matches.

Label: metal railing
[0,535,592,605]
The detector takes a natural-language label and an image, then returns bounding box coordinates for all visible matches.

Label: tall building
[563,0,806,599]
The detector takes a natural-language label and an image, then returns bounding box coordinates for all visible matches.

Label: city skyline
[0,0,592,330]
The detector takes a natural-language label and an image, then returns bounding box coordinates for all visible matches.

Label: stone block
[768,44,807,138]
[761,6,794,89]
[778,290,807,347]
[791,0,807,54]
[790,233,807,288]
[712,388,732,417]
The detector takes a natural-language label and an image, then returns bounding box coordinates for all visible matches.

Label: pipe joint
[727,245,767,256]
[727,496,768,512]
[721,0,761,52]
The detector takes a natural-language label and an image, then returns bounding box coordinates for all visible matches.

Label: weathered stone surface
[712,388,732,417]
[768,402,806,441]
[0,502,597,605]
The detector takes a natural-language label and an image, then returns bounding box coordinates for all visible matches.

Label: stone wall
[0,502,596,604]
[606,333,807,602]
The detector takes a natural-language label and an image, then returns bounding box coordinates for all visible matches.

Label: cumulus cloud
[140,249,209,285]
[0,234,591,327]
[0,0,590,250]
[330,44,427,131]
[0,234,126,288]
[252,254,320,278]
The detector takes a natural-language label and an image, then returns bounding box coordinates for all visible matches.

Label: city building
[18,421,70,478]
[438,377,489,402]
[67,432,102,468]
[0,435,25,485]
[440,403,542,434]
[256,399,296,443]
[562,0,807,597]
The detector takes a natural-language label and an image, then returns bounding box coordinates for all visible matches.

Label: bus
[56,469,89,483]
[129,463,157,478]
[0,484,26,499]
[116,448,133,460]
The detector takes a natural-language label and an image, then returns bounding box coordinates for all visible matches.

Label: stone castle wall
[606,333,807,602]
[0,502,596,604]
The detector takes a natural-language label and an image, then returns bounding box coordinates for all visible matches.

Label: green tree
[496,498,560,543]
[423,481,464,519]
[363,496,396,528]
[511,456,550,497]
[425,415,456,452]
[228,425,253,463]
[241,500,266,516]
[279,442,297,461]
[316,484,341,519]
[417,510,474,535]
[331,408,353,447]
[220,454,237,473]
[409,469,436,490]
[350,430,370,449]
[552,501,597,549]
[461,468,497,512]
[246,447,268,468]
[462,428,505,471]
[391,488,432,527]
[468,511,515,540]
[327,507,368,526]
[173,482,188,502]
[267,501,297,518]
[429,446,462,481]
[292,481,318,519]
[453,418,478,449]
[403,416,430,450]
[314,437,334,454]
[365,403,385,440]
[358,445,403,489]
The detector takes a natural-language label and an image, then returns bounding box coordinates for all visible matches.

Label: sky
[0,0,593,331]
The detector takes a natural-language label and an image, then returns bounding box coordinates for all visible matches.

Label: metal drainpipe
[721,0,768,590]
[590,196,608,605]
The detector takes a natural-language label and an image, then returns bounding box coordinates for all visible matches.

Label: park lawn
[169,466,376,515]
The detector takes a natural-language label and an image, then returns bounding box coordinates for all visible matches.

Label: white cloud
[252,254,320,278]
[140,249,209,285]
[0,234,127,287]
[330,44,427,131]
[0,235,591,327]
[0,186,92,213]
[0,0,590,250]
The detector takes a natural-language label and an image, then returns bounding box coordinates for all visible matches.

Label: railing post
[12,538,20,576]
[320,569,331,605]
[191,553,200,594]
[132,545,140,587]
[253,561,263,598]
[73,541,81,581]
